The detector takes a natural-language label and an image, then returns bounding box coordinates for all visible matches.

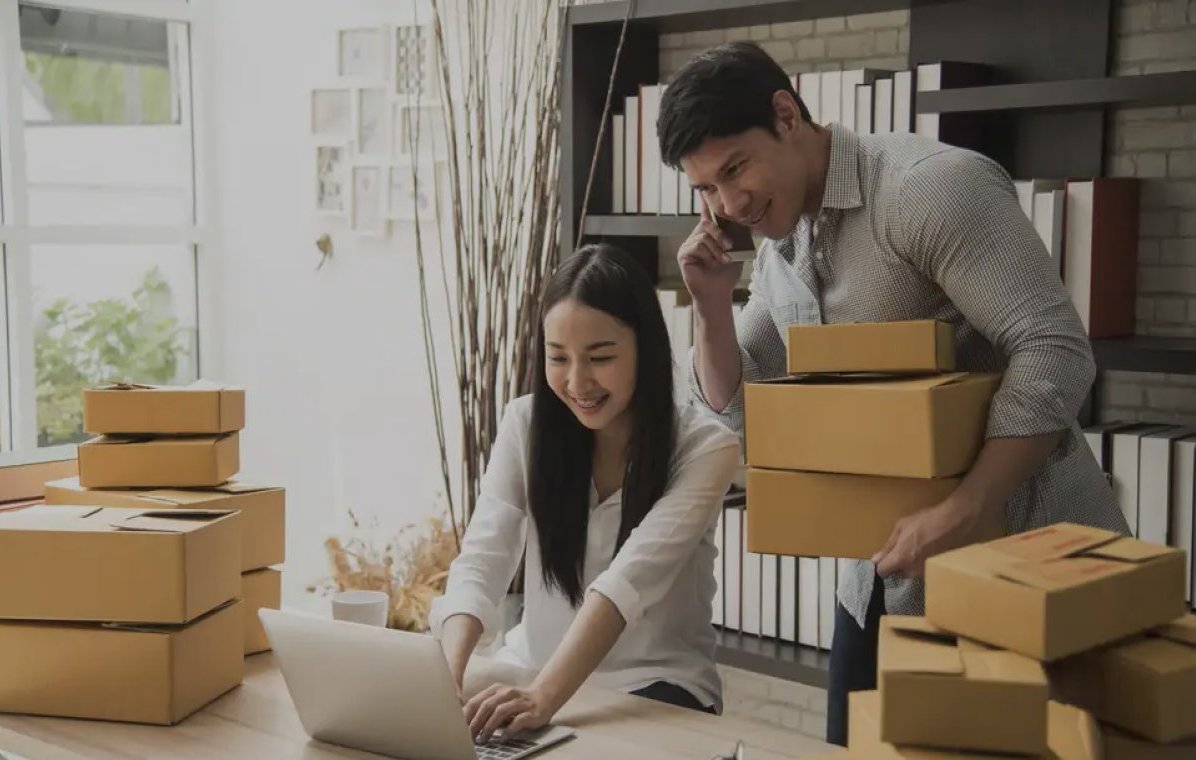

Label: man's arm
[679,199,785,425]
[692,294,744,413]
[873,149,1093,576]
[873,433,1063,576]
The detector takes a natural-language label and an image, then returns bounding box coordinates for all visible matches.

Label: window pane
[32,244,198,447]
[20,3,193,225]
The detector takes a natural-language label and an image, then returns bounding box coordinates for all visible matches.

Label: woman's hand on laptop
[464,683,556,744]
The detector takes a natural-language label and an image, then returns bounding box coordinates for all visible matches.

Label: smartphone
[714,213,757,262]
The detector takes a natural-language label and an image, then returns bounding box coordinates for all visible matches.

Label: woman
[429,243,740,743]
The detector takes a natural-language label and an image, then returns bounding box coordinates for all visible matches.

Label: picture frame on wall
[387,163,439,222]
[316,145,347,215]
[338,27,387,79]
[391,102,447,159]
[351,165,387,236]
[356,87,388,159]
[311,89,351,139]
[394,24,438,99]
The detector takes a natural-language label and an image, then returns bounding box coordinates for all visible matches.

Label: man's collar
[819,122,862,211]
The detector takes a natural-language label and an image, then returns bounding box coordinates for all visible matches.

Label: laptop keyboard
[475,736,539,759]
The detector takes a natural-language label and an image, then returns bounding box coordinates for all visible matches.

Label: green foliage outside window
[35,267,188,446]
[24,51,173,124]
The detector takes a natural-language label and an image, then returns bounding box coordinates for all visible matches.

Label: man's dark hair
[658,41,811,168]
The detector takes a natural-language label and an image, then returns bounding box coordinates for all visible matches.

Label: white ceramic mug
[331,590,390,627]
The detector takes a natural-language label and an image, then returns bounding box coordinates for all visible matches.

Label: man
[657,42,1127,746]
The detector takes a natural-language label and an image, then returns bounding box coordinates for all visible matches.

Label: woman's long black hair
[527,243,676,606]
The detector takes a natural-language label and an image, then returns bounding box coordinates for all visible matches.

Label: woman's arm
[440,613,484,699]
[464,429,741,742]
[429,402,530,692]
[465,591,624,740]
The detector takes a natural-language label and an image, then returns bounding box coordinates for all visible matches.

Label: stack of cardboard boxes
[753,324,1196,758]
[59,381,286,657]
[745,320,1004,560]
[0,381,286,725]
[0,504,244,724]
[811,524,1196,758]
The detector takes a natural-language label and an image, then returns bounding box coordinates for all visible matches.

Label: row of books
[714,500,840,649]
[1014,176,1139,338]
[1085,421,1196,603]
[610,61,989,215]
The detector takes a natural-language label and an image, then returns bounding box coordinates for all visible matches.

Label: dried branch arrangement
[308,509,461,631]
[404,0,567,541]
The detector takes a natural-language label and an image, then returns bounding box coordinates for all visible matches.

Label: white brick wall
[1101,0,1196,418]
[718,665,826,739]
[657,11,909,80]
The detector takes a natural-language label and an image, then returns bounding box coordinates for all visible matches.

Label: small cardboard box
[878,615,1048,754]
[241,567,281,655]
[1103,725,1196,760]
[78,433,240,489]
[0,505,240,624]
[1049,614,1196,743]
[787,320,955,375]
[746,468,1003,558]
[926,523,1186,661]
[0,599,243,725]
[45,477,284,572]
[83,381,245,435]
[744,372,1000,478]
[848,690,1099,759]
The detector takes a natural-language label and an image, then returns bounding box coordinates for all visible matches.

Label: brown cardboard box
[78,433,240,488]
[0,599,243,725]
[746,469,1003,558]
[787,320,955,375]
[1049,614,1196,743]
[926,523,1186,661]
[241,567,281,655]
[878,615,1048,754]
[44,477,284,572]
[1103,724,1196,759]
[0,505,240,624]
[848,690,1099,759]
[744,373,1000,478]
[83,381,245,435]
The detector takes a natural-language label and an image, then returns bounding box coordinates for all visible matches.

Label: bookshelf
[1092,337,1196,376]
[561,0,1196,687]
[917,71,1196,114]
[568,0,925,31]
[716,628,831,688]
[583,214,698,237]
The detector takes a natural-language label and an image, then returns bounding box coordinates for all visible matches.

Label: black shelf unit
[716,629,831,688]
[560,0,1196,686]
[569,0,926,31]
[583,214,699,238]
[1092,337,1196,375]
[917,71,1196,114]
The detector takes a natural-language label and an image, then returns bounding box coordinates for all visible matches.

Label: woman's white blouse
[428,394,741,710]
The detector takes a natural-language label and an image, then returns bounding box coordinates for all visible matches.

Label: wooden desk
[0,653,836,759]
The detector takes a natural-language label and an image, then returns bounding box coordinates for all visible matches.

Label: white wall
[207,0,461,612]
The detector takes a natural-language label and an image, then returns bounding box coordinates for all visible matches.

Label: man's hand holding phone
[677,198,750,305]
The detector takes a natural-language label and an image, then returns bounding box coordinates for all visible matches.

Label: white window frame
[0,0,217,466]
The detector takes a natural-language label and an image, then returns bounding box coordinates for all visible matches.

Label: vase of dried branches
[308,509,462,631]
[408,0,566,539]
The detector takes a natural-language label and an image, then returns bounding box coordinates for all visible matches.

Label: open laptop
[259,609,575,760]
